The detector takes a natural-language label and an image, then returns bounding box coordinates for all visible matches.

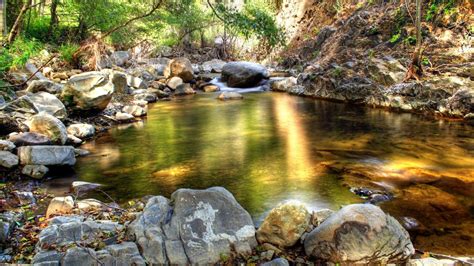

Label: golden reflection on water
[273,93,315,183]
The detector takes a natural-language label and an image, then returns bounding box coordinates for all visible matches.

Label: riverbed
[48,92,473,255]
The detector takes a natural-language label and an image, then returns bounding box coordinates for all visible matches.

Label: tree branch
[100,0,163,39]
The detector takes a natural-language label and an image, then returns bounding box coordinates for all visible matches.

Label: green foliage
[215,2,285,48]
[0,38,43,73]
[404,35,417,46]
[426,0,456,21]
[389,32,401,43]
[58,43,80,64]
[24,14,51,42]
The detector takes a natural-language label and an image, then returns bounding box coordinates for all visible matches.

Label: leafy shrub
[0,38,42,73]
[58,43,80,64]
[24,14,51,42]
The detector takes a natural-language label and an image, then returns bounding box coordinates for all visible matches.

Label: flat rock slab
[18,146,76,166]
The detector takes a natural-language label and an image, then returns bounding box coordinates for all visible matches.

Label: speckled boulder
[257,201,311,248]
[304,204,414,264]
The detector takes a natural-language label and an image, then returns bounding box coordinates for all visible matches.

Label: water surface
[72,92,473,255]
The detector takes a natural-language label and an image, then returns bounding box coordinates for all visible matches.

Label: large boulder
[18,146,76,166]
[0,95,38,115]
[27,113,67,145]
[60,72,115,112]
[26,80,63,94]
[164,57,194,82]
[256,201,311,248]
[128,187,257,265]
[66,123,95,139]
[222,62,269,88]
[103,70,129,93]
[304,204,414,264]
[28,92,67,119]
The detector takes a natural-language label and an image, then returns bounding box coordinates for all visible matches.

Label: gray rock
[0,95,38,115]
[126,75,147,90]
[115,112,134,122]
[9,132,52,146]
[0,151,18,168]
[61,72,115,112]
[0,140,15,151]
[66,123,95,139]
[222,61,269,88]
[46,196,75,218]
[18,146,76,166]
[304,204,414,264]
[443,89,473,117]
[202,59,226,73]
[262,258,290,266]
[26,80,63,94]
[311,208,335,226]
[27,113,68,145]
[111,51,130,67]
[32,250,62,265]
[134,93,157,103]
[71,181,101,195]
[174,83,196,96]
[103,69,129,94]
[12,191,35,205]
[28,92,67,119]
[270,77,297,92]
[22,165,49,179]
[67,134,83,145]
[122,105,147,117]
[0,212,23,244]
[74,148,91,157]
[128,187,257,265]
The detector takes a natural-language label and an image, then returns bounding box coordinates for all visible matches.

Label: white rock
[67,124,95,139]
[46,196,74,218]
[0,140,15,151]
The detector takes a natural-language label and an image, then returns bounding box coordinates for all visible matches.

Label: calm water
[69,92,474,254]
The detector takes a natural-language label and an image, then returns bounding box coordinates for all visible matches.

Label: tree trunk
[404,0,423,81]
[7,0,32,44]
[49,0,59,37]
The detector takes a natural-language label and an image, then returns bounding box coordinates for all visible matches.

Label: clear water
[70,92,474,255]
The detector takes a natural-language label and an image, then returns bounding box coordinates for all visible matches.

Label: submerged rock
[218,91,244,100]
[18,146,76,166]
[27,113,68,145]
[128,187,257,265]
[257,201,311,248]
[222,61,269,88]
[304,204,414,264]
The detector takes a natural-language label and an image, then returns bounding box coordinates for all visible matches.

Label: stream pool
[50,92,473,255]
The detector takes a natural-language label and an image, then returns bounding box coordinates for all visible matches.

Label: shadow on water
[55,92,474,255]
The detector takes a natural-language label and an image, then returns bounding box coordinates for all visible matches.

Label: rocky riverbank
[2,184,471,265]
